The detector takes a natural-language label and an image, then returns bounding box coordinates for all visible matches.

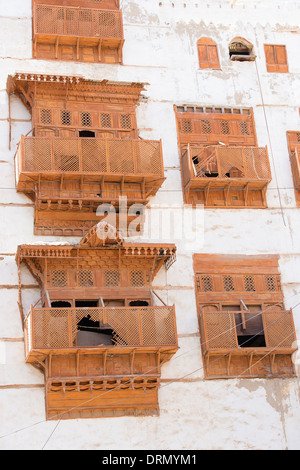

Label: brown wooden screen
[197,38,220,69]
[201,310,296,353]
[17,136,164,177]
[34,4,123,39]
[185,145,271,181]
[176,108,257,147]
[264,44,289,73]
[25,306,177,354]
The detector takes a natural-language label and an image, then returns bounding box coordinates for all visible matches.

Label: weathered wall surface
[0,0,300,450]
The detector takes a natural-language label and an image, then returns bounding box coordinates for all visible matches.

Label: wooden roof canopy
[7,73,148,112]
[16,222,177,283]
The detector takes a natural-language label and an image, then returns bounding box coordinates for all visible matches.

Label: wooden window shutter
[197,38,220,69]
[264,44,288,73]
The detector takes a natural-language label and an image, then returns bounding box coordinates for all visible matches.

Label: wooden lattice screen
[175,107,271,207]
[175,106,257,147]
[32,0,124,63]
[193,254,297,378]
[25,305,177,351]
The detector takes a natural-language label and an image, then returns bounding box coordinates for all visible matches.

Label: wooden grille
[40,109,52,125]
[130,270,146,287]
[26,306,177,351]
[201,309,296,352]
[196,273,281,294]
[18,136,163,177]
[61,110,72,126]
[187,146,270,181]
[81,112,92,127]
[34,106,137,138]
[100,113,112,128]
[78,270,94,287]
[104,270,120,287]
[34,4,123,39]
[51,270,68,287]
[176,108,257,147]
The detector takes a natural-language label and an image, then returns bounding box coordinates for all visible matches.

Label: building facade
[0,0,300,450]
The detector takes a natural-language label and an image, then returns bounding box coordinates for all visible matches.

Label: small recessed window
[61,110,72,126]
[81,112,92,127]
[229,37,255,62]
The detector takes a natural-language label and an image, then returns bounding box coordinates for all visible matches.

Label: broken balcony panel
[17,231,178,419]
[181,144,271,207]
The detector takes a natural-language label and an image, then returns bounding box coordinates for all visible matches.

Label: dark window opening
[129,300,149,307]
[75,300,99,308]
[238,335,266,348]
[203,172,219,178]
[235,312,266,348]
[79,130,95,138]
[229,39,255,61]
[76,314,115,346]
[51,301,72,308]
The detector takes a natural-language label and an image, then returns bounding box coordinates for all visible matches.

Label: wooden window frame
[197,38,220,69]
[264,44,289,73]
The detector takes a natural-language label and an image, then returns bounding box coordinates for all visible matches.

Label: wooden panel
[34,0,120,10]
[264,44,288,73]
[32,1,124,63]
[197,38,220,69]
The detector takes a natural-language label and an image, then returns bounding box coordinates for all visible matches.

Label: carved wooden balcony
[24,305,178,419]
[200,309,297,378]
[15,135,165,235]
[181,144,271,207]
[33,3,124,63]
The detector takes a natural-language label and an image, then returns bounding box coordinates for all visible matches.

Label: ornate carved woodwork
[175,106,271,207]
[17,226,178,419]
[193,254,297,379]
[32,0,124,64]
[287,131,300,205]
[8,74,165,235]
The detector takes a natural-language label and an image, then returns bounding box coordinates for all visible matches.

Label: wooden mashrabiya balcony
[181,144,272,207]
[24,305,178,419]
[15,135,165,204]
[33,3,124,62]
[200,309,297,378]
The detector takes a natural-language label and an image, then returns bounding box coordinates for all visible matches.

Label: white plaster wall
[0,0,300,450]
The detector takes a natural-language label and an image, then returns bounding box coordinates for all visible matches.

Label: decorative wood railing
[33,4,123,41]
[200,309,296,354]
[182,144,271,187]
[15,136,164,183]
[24,306,178,359]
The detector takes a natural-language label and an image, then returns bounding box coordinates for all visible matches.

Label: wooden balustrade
[200,309,296,354]
[24,305,178,360]
[181,144,272,207]
[16,136,164,181]
[32,3,124,62]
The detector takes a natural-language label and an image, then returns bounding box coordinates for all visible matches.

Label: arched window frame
[197,37,220,69]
